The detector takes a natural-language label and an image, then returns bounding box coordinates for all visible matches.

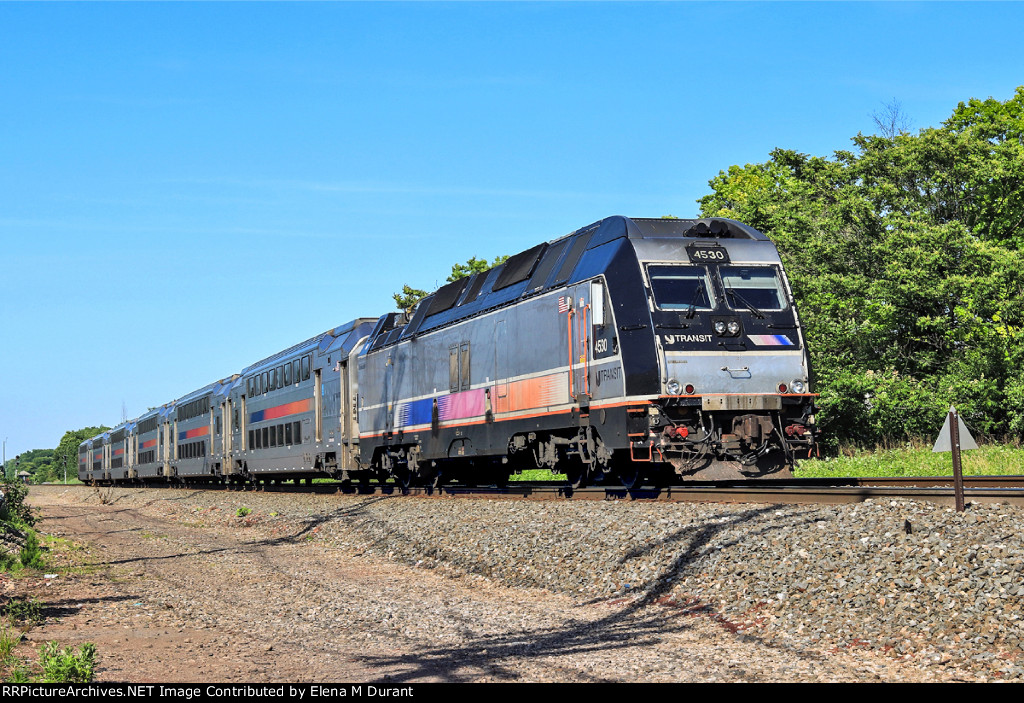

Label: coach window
[460,342,471,391]
[449,345,459,393]
[591,281,606,326]
[284,363,292,386]
[302,355,311,381]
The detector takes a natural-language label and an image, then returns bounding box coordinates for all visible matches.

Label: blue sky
[2,2,1023,459]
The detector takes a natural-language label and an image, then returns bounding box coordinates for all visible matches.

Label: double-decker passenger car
[227,318,377,484]
[81,319,377,486]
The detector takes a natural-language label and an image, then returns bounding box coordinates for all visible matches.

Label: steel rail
[424,482,1024,507]
[69,475,1024,507]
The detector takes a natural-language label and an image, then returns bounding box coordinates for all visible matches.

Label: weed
[0,623,23,660]
[19,531,45,570]
[0,524,45,574]
[5,663,32,683]
[39,641,96,683]
[0,478,35,527]
[93,486,114,505]
[236,507,251,517]
[4,597,43,625]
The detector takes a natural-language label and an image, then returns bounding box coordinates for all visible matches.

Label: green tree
[51,427,108,484]
[393,254,509,313]
[392,284,430,314]
[698,87,1024,446]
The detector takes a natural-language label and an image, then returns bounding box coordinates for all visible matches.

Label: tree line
[4,427,107,484]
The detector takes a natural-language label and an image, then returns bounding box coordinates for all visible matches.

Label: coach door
[339,361,351,468]
[162,419,173,477]
[566,285,591,402]
[314,368,323,443]
[221,400,232,474]
[494,319,508,413]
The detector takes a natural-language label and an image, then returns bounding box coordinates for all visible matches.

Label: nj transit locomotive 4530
[79,216,817,488]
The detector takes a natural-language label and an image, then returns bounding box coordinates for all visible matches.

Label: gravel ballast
[129,487,1024,680]
[27,486,1024,681]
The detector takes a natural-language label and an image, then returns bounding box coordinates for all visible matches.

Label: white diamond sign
[932,408,978,453]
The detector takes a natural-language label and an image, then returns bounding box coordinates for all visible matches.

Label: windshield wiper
[726,287,766,319]
[685,286,708,319]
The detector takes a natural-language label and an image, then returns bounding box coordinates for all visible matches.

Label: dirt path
[1,486,962,682]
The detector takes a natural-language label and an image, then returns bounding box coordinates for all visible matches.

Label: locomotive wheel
[428,468,444,490]
[490,465,510,488]
[564,463,587,490]
[617,462,645,490]
[751,450,794,479]
[392,466,412,491]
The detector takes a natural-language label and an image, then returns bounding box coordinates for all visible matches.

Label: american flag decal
[557,296,571,313]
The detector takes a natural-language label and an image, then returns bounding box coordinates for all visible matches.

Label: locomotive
[79,216,817,488]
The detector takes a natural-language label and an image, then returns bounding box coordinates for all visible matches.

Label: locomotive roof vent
[628,216,767,242]
[684,219,732,238]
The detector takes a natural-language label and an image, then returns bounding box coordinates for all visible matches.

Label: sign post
[932,406,978,512]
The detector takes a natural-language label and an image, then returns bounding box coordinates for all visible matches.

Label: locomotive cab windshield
[721,266,787,313]
[648,265,715,312]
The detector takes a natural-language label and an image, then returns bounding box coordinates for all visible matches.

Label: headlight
[666,379,681,395]
[727,320,741,335]
[791,380,807,394]
[713,321,727,335]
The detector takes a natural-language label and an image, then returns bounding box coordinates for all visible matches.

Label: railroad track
[77,475,1024,507]
[419,476,1024,507]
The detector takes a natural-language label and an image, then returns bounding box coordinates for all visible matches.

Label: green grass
[509,469,567,482]
[794,442,1024,478]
